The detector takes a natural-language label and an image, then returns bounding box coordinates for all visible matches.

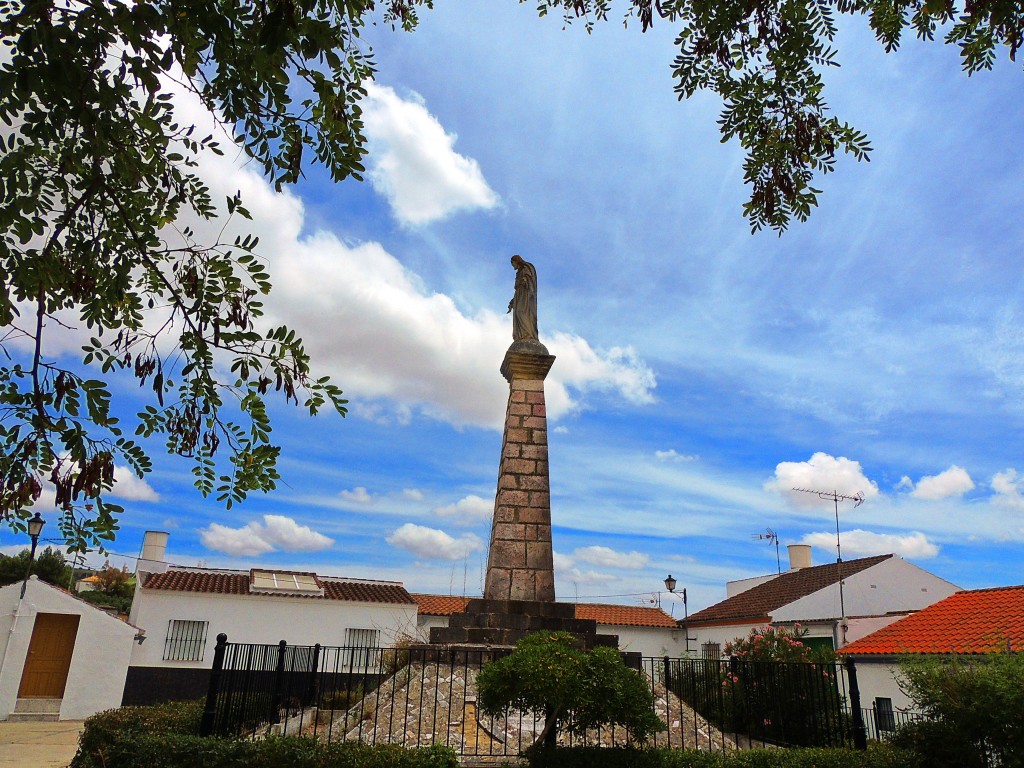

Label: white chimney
[137,531,170,579]
[788,544,812,571]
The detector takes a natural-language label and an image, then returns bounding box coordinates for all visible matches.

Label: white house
[125,532,419,705]
[0,576,137,721]
[413,594,684,657]
[684,545,961,657]
[841,584,1024,728]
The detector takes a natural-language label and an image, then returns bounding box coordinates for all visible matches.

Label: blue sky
[7,4,1024,615]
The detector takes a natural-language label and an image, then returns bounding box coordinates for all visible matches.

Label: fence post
[199,633,228,737]
[307,643,321,706]
[663,656,672,691]
[845,657,868,750]
[271,639,287,725]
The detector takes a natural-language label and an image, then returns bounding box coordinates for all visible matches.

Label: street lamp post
[664,575,695,656]
[20,513,45,600]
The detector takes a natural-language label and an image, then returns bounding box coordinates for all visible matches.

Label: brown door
[18,613,80,698]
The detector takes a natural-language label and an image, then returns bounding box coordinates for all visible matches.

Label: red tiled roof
[411,595,676,628]
[841,585,1024,655]
[144,569,415,605]
[687,554,893,625]
[575,603,678,628]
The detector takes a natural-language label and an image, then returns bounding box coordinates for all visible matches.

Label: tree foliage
[538,0,1021,232]
[892,652,1024,767]
[724,624,836,662]
[476,632,663,750]
[0,545,73,588]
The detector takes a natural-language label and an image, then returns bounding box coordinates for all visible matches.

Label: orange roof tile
[687,555,892,625]
[411,595,676,628]
[841,585,1024,655]
[144,569,415,605]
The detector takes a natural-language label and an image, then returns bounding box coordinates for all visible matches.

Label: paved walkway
[0,722,83,768]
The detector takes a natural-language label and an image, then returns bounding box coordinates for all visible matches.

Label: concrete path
[0,722,83,768]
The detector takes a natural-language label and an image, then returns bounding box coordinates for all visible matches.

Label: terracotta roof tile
[841,585,1024,655]
[687,554,893,625]
[411,595,676,628]
[144,569,415,605]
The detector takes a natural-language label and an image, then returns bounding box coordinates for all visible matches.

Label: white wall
[773,558,960,626]
[0,577,136,720]
[598,624,684,657]
[852,659,916,711]
[130,589,419,668]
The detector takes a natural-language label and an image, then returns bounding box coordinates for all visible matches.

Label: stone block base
[428,599,619,649]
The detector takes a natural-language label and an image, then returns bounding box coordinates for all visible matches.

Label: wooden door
[18,613,80,698]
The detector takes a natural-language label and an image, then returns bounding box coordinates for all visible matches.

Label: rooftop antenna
[752,527,781,573]
[791,487,865,647]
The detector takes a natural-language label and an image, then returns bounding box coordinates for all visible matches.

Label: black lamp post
[20,512,45,599]
[664,574,693,655]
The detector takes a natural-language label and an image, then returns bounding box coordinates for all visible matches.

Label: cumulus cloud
[200,515,334,557]
[991,469,1024,512]
[110,465,161,502]
[909,465,975,500]
[553,550,619,585]
[434,495,492,524]
[765,453,879,508]
[655,449,699,463]
[402,488,424,501]
[339,487,374,505]
[800,529,939,559]
[387,523,483,561]
[361,83,498,225]
[572,545,649,569]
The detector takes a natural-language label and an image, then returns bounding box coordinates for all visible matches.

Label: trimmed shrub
[529,744,918,768]
[71,700,457,768]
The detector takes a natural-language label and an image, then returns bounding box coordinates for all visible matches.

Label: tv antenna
[752,527,781,573]
[791,488,865,646]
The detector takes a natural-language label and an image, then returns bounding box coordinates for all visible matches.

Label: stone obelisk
[429,256,615,648]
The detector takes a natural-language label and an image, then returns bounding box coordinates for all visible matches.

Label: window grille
[701,642,721,660]
[163,619,209,661]
[343,628,380,667]
[874,697,896,732]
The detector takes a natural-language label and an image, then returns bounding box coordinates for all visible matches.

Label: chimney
[137,531,170,580]
[788,544,812,571]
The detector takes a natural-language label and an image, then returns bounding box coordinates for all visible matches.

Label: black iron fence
[200,635,904,759]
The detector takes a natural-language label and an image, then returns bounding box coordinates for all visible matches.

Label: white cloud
[765,453,880,508]
[553,551,575,571]
[402,488,424,501]
[553,426,570,434]
[896,476,914,491]
[361,83,498,225]
[200,515,333,556]
[434,495,492,524]
[655,449,699,463]
[800,529,939,559]
[386,523,483,561]
[339,487,374,505]
[910,465,975,500]
[572,545,649,569]
[991,469,1024,512]
[110,465,160,502]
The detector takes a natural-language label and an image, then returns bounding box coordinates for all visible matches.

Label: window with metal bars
[342,627,379,667]
[701,642,721,660]
[163,619,209,661]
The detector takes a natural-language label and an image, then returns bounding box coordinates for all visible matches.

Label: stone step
[14,698,61,714]
[6,712,60,723]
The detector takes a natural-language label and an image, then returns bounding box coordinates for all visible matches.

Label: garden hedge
[70,700,458,768]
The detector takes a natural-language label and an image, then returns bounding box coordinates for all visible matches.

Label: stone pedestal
[483,342,556,602]
[428,338,617,650]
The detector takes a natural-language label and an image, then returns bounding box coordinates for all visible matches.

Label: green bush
[71,700,457,768]
[528,744,918,768]
[891,652,1024,768]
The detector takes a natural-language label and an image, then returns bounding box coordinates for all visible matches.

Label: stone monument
[429,256,615,648]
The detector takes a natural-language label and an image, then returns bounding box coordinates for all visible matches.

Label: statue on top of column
[507,255,539,342]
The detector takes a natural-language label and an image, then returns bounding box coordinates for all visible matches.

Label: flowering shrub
[724,625,835,663]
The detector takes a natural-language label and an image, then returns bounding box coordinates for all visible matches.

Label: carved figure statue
[507,255,539,341]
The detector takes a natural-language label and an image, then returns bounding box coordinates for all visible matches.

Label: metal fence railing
[199,635,901,758]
